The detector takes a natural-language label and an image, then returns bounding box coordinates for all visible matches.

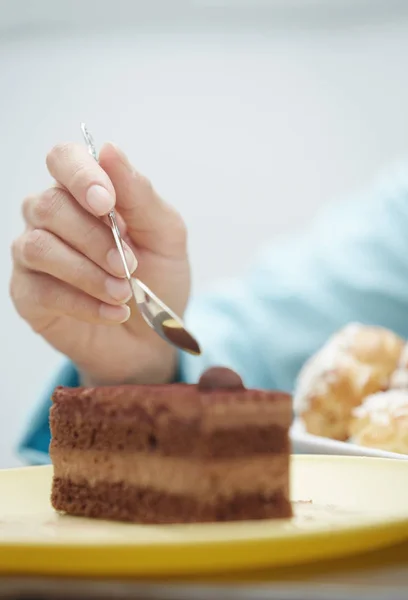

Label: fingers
[10,267,131,328]
[99,143,188,259]
[22,187,137,278]
[46,141,188,259]
[13,229,133,306]
[46,143,116,216]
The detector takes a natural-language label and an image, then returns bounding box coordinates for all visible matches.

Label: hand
[10,142,191,386]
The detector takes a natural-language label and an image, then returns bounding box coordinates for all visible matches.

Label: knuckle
[8,269,35,320]
[82,221,103,247]
[9,268,59,331]
[10,236,22,263]
[31,188,65,225]
[9,271,19,306]
[46,142,70,168]
[9,278,28,321]
[21,194,37,222]
[21,229,51,266]
[71,256,89,287]
[130,169,153,193]
[70,163,95,191]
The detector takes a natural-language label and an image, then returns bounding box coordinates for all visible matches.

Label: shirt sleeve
[18,162,408,464]
[18,362,79,465]
[182,163,408,389]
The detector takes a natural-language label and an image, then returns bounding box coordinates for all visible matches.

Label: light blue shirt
[18,162,408,464]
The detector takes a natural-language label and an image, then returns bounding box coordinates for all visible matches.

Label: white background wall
[1,0,408,467]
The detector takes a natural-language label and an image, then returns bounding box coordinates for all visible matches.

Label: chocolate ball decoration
[198,367,245,391]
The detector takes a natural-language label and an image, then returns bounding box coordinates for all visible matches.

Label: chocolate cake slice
[50,368,292,523]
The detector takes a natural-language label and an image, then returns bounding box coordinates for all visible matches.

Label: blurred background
[1,0,408,467]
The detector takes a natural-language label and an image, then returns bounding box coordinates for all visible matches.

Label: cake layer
[51,418,289,457]
[51,446,289,500]
[51,478,292,523]
[51,385,291,428]
[50,386,291,458]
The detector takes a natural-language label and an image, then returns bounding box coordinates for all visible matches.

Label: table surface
[1,538,407,599]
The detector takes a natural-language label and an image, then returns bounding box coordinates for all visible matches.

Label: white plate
[290,419,408,460]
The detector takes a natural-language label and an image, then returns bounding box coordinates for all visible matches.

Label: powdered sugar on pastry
[352,390,408,426]
[390,368,408,389]
[389,342,408,389]
[334,323,364,352]
[350,390,408,454]
[294,323,404,441]
[294,323,380,415]
[293,345,371,415]
[293,345,340,415]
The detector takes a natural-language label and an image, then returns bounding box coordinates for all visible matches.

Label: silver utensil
[80,123,201,356]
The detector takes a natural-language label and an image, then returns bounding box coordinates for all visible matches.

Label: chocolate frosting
[198,367,245,391]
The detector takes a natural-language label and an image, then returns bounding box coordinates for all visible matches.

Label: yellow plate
[1,455,408,577]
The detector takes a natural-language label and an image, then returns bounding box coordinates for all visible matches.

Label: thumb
[99,143,187,260]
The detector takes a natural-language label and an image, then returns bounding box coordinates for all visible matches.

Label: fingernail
[100,304,131,323]
[105,277,133,302]
[86,185,115,216]
[107,244,138,276]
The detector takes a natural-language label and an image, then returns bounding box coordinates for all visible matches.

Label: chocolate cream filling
[51,447,289,502]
